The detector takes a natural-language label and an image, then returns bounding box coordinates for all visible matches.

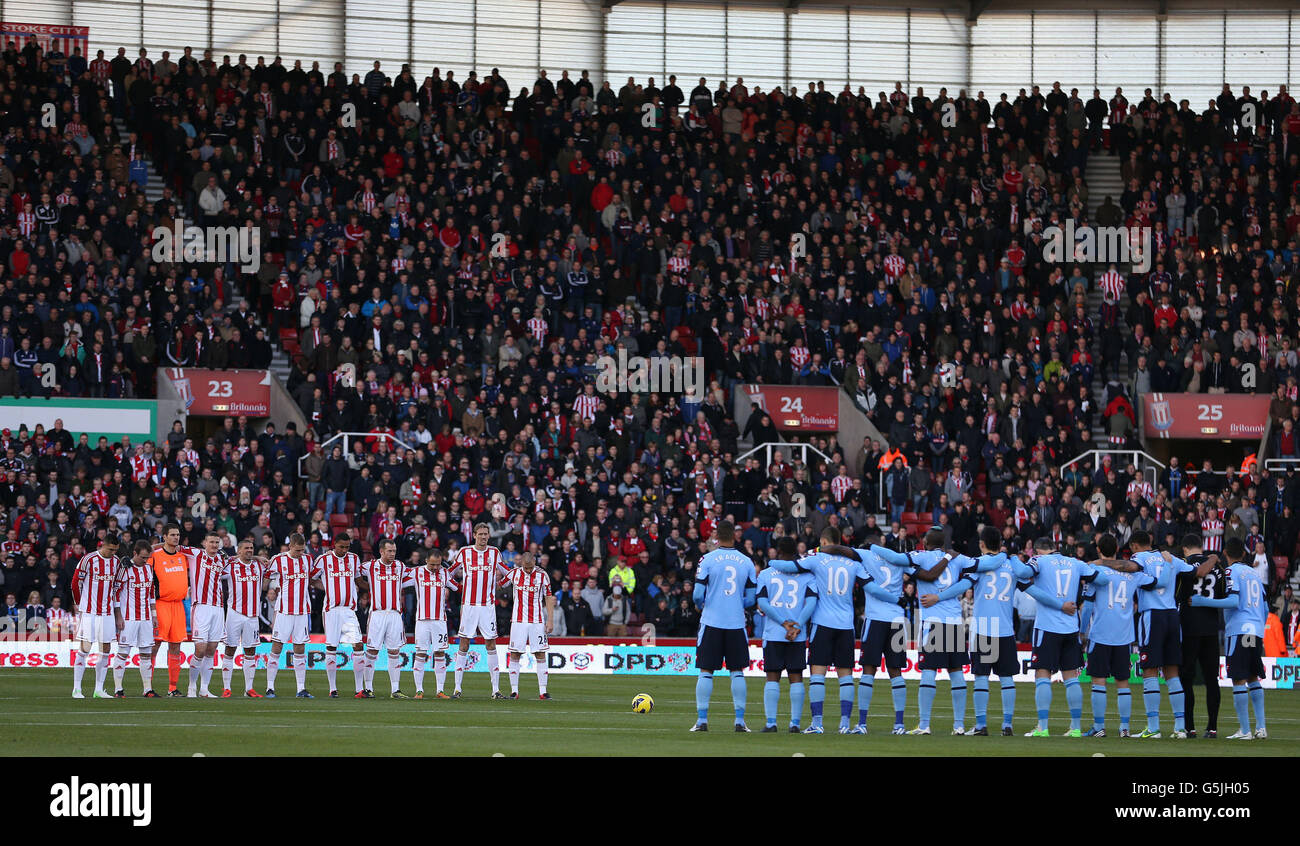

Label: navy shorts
[696,625,749,672]
[1137,609,1182,670]
[1086,642,1134,680]
[918,621,969,671]
[860,619,907,671]
[1031,629,1083,673]
[763,640,808,674]
[970,633,1019,677]
[1225,635,1265,681]
[809,625,855,670]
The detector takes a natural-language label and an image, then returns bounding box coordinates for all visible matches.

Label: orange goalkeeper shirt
[150,547,189,602]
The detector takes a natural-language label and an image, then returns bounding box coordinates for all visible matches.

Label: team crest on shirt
[666,652,693,672]
[1140,652,1148,662]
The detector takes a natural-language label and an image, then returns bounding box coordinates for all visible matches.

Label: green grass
[4,670,1298,756]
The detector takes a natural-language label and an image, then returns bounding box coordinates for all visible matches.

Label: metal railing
[297,431,415,476]
[735,441,830,472]
[1061,448,1166,494]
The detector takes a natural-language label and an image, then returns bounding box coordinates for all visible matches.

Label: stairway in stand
[1082,153,1128,445]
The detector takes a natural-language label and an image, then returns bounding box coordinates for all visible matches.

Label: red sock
[168,651,181,689]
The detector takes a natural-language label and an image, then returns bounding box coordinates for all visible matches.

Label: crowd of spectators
[0,34,1299,650]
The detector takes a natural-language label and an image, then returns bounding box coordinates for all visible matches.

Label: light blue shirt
[695,546,757,630]
[756,567,818,643]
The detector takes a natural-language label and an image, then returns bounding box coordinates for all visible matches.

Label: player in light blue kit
[1019,538,1111,737]
[767,527,868,734]
[948,526,1021,736]
[756,536,819,732]
[874,528,970,736]
[1129,530,1214,738]
[691,521,757,733]
[1188,537,1268,740]
[1081,534,1157,737]
[851,544,919,735]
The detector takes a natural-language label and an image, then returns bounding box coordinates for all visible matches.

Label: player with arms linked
[1176,533,1227,738]
[1129,530,1215,737]
[691,521,757,733]
[851,541,918,734]
[1187,537,1268,740]
[1019,538,1111,737]
[756,536,818,732]
[873,529,970,736]
[946,527,1022,736]
[768,526,869,734]
[1082,534,1158,737]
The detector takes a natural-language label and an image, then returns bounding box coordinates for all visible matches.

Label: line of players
[693,522,1269,740]
[69,523,555,701]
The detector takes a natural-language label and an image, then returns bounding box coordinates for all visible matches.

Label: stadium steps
[112,117,167,204]
[1083,153,1129,446]
[113,111,295,391]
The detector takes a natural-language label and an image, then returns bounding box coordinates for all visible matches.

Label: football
[631,693,654,714]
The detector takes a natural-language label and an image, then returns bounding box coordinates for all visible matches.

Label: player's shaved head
[924,528,945,550]
[1097,534,1118,558]
[820,526,841,545]
[715,521,736,544]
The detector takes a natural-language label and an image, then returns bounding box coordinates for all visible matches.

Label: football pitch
[5,670,1298,756]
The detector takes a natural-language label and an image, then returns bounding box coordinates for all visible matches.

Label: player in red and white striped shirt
[411,547,459,698]
[221,538,268,697]
[177,535,228,697]
[359,539,411,697]
[71,533,121,699]
[110,539,157,697]
[312,532,367,698]
[505,552,554,700]
[266,533,315,697]
[448,524,510,698]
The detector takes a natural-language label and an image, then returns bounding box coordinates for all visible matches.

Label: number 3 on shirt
[722,565,738,595]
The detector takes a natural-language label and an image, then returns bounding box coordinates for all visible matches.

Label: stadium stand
[0,35,1297,654]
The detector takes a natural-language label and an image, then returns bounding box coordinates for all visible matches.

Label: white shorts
[414,620,449,652]
[271,613,309,645]
[118,620,154,650]
[508,622,548,654]
[76,613,116,646]
[225,610,259,649]
[192,604,224,643]
[367,610,404,650]
[324,606,362,646]
[458,605,498,640]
